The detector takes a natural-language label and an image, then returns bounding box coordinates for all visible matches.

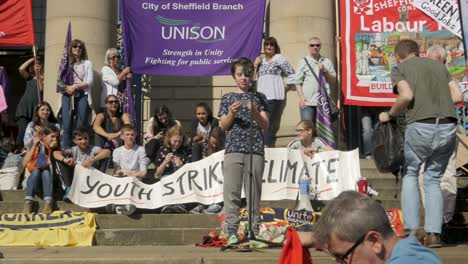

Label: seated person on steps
[23,125,60,214]
[53,128,111,201]
[111,124,149,215]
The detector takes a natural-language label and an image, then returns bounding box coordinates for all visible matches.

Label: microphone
[243,66,254,78]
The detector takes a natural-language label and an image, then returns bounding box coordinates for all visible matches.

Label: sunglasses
[309,44,321,48]
[107,100,119,104]
[110,55,121,60]
[72,44,82,49]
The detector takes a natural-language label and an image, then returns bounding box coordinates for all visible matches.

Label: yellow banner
[0,211,96,246]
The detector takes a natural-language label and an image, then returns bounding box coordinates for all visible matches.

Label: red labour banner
[0,0,35,46]
[339,0,466,106]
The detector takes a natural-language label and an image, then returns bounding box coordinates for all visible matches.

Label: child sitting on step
[53,128,111,201]
[111,124,149,215]
[23,125,60,214]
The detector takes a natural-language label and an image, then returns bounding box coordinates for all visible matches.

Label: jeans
[61,94,89,148]
[300,106,317,122]
[264,99,283,146]
[361,110,378,156]
[418,152,458,223]
[25,169,53,201]
[402,121,456,234]
[16,116,31,150]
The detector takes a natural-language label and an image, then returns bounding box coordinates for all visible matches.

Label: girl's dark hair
[104,94,122,114]
[68,39,88,64]
[264,36,281,54]
[33,101,58,127]
[27,57,43,77]
[207,127,226,155]
[230,57,254,78]
[43,125,61,150]
[152,105,177,134]
[298,120,317,138]
[194,102,213,123]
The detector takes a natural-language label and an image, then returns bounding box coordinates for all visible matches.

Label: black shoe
[425,233,442,248]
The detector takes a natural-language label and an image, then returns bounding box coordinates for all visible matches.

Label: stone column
[269,0,336,146]
[43,0,118,114]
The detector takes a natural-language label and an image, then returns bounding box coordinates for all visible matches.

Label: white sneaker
[124,204,136,215]
[203,204,222,214]
[115,205,126,214]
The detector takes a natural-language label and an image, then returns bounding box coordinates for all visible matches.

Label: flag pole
[32,44,42,103]
[335,0,342,150]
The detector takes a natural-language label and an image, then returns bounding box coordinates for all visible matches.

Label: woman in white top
[61,39,93,148]
[100,48,131,108]
[254,37,296,147]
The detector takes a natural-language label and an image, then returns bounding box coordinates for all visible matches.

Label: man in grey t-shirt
[379,40,462,247]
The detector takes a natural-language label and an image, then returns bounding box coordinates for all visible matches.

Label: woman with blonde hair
[100,48,131,108]
[155,126,191,178]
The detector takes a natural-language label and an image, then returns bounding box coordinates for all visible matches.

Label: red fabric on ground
[278,227,313,264]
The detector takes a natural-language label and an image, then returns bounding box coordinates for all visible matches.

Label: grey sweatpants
[222,153,264,235]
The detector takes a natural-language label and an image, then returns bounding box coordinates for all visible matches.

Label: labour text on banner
[339,0,466,106]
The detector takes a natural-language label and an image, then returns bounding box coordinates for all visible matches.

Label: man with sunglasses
[298,191,442,264]
[294,36,336,122]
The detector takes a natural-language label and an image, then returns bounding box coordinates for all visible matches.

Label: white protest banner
[69,148,361,209]
[412,0,462,38]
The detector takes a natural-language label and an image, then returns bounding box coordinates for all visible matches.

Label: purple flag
[119,29,137,126]
[56,22,73,93]
[461,0,468,61]
[120,0,265,76]
[316,73,336,149]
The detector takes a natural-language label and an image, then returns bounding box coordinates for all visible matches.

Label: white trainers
[203,204,222,214]
[115,205,126,214]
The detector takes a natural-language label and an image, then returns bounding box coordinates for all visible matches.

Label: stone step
[95,214,219,229]
[95,228,215,246]
[360,168,397,179]
[443,226,468,244]
[0,201,87,214]
[0,245,467,264]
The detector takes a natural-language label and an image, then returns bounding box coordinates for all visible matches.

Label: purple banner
[461,0,468,61]
[120,0,265,76]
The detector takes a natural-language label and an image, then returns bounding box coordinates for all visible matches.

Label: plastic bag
[372,122,404,173]
[0,153,24,190]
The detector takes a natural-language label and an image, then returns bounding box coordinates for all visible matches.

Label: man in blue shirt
[298,191,442,264]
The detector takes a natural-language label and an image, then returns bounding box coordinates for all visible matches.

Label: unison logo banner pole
[120,0,265,76]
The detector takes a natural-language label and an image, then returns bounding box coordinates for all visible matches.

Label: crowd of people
[10,36,337,217]
[3,35,465,259]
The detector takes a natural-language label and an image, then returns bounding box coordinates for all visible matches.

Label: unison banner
[461,0,468,59]
[69,149,361,209]
[120,0,265,76]
[340,0,466,106]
